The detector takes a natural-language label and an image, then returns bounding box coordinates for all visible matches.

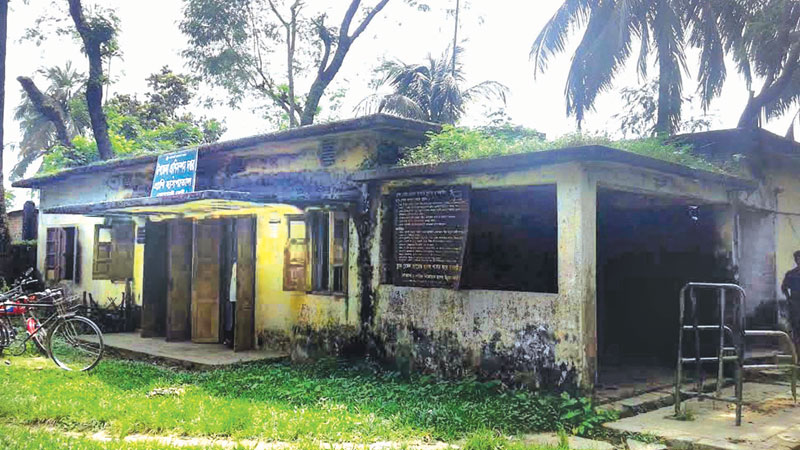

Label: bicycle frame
[2,299,76,356]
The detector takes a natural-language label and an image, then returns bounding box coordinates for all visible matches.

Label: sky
[3,0,797,208]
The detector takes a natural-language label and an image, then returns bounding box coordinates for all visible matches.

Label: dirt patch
[749,397,798,415]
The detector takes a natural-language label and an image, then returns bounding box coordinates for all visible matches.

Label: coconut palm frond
[358,47,506,125]
[463,80,508,105]
[565,0,636,124]
[530,0,594,76]
[354,93,386,117]
[689,1,726,111]
[378,94,428,121]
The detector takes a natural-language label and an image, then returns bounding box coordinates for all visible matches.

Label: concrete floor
[605,382,800,450]
[97,332,288,368]
[595,364,677,404]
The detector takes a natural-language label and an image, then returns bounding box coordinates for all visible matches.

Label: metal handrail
[675,282,799,426]
[675,283,746,425]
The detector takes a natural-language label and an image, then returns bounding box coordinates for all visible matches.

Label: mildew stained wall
[37,170,152,305]
[366,161,749,391]
[368,163,595,389]
[33,130,381,353]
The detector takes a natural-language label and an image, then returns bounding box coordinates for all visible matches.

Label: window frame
[92,220,135,282]
[45,225,80,283]
[283,209,349,296]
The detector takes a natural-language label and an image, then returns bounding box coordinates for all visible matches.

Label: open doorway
[595,189,732,401]
[139,217,256,351]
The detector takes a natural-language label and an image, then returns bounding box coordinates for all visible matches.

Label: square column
[556,164,597,390]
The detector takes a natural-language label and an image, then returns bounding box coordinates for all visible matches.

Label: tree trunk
[17,76,73,148]
[738,44,800,129]
[300,42,351,126]
[0,0,11,253]
[67,0,113,160]
[737,94,760,129]
[452,0,459,76]
[85,45,113,159]
[654,43,675,135]
[299,0,390,126]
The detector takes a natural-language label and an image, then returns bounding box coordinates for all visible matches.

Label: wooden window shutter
[93,225,113,280]
[110,220,135,281]
[283,215,309,291]
[310,211,329,292]
[73,228,81,284]
[45,228,61,281]
[330,211,348,293]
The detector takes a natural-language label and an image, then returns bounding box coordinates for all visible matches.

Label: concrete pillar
[555,164,597,390]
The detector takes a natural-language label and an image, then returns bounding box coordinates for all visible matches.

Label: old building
[12,114,800,391]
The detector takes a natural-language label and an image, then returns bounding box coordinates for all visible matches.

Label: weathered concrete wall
[248,205,361,355]
[36,169,152,305]
[36,212,138,305]
[375,286,560,386]
[33,132,379,348]
[366,161,753,391]
[366,163,594,390]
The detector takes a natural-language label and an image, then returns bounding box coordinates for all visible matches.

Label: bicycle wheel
[48,316,104,371]
[0,320,8,356]
[26,317,48,355]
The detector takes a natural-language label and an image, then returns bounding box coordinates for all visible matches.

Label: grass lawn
[0,353,613,447]
[0,424,578,450]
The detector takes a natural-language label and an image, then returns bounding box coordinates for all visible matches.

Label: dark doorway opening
[141,220,168,338]
[595,189,732,401]
[140,217,256,351]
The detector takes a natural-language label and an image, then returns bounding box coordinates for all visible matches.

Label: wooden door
[141,221,168,338]
[192,220,222,343]
[166,220,192,341]
[234,217,256,352]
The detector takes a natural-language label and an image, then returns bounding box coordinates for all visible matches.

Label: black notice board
[392,185,470,289]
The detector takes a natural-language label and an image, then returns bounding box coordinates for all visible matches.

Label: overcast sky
[3,0,797,207]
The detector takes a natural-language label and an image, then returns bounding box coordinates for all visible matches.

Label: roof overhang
[13,114,440,189]
[353,145,758,191]
[42,190,317,219]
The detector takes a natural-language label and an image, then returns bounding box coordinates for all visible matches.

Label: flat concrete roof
[14,114,440,189]
[42,190,324,216]
[353,145,757,190]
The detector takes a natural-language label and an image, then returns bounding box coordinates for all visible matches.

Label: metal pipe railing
[675,283,798,426]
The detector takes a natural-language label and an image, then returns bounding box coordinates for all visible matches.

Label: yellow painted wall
[36,212,134,305]
[32,130,379,338]
[251,205,361,350]
[773,166,800,298]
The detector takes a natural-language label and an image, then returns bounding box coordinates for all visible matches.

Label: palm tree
[734,0,799,130]
[13,62,88,179]
[358,47,508,125]
[530,0,749,135]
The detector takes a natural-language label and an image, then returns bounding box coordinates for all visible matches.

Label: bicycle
[1,288,105,372]
[0,269,44,354]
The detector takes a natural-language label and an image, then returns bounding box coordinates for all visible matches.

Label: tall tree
[358,47,507,124]
[735,0,800,130]
[181,0,407,128]
[0,0,10,249]
[13,62,87,179]
[530,0,748,135]
[67,0,117,160]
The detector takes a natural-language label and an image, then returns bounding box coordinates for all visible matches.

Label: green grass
[0,354,614,444]
[399,125,743,176]
[0,424,577,450]
[0,424,234,450]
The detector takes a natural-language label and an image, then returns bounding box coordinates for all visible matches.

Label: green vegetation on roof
[399,125,743,176]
